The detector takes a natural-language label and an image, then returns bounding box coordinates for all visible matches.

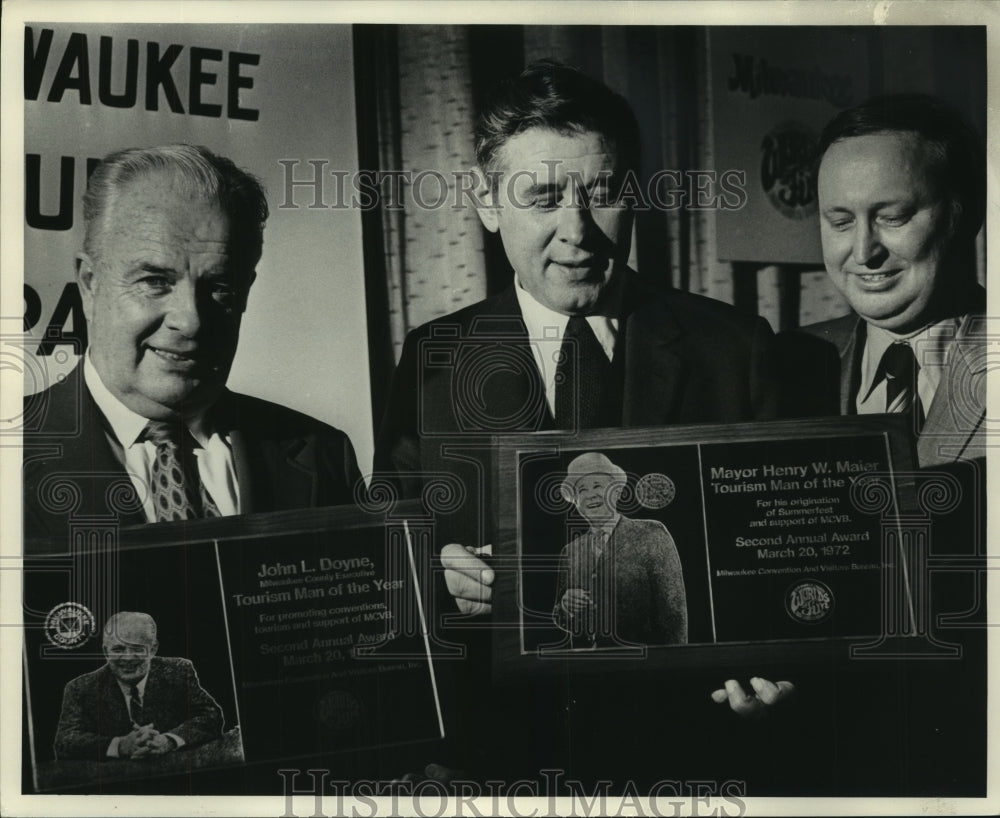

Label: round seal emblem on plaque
[636,473,675,509]
[759,120,818,220]
[316,690,363,731]
[785,580,834,623]
[44,602,96,649]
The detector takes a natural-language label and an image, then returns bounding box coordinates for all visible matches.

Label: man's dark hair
[474,59,641,180]
[83,143,269,269]
[817,94,985,242]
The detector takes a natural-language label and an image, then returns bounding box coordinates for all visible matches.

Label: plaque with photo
[493,416,922,678]
[22,503,444,793]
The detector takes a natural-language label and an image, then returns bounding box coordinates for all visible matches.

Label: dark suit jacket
[375,272,779,541]
[53,656,223,761]
[780,293,986,467]
[372,273,789,788]
[23,366,363,550]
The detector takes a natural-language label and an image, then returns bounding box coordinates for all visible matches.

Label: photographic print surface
[3,2,993,815]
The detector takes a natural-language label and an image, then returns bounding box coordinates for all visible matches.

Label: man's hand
[560,588,594,615]
[119,724,156,758]
[441,544,493,615]
[144,733,177,755]
[710,677,796,719]
[393,762,468,786]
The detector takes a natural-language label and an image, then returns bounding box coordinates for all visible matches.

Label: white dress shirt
[856,319,956,417]
[513,277,620,416]
[84,355,240,519]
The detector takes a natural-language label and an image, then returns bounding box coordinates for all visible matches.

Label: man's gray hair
[82,143,269,267]
[103,611,158,644]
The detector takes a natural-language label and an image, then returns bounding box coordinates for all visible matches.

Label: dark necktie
[128,684,146,726]
[554,316,621,430]
[143,420,220,521]
[881,342,925,434]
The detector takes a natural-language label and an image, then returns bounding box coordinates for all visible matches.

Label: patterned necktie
[882,342,925,434]
[128,684,146,726]
[143,420,220,521]
[554,316,619,430]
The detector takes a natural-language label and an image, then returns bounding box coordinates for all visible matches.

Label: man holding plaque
[23,144,362,547]
[552,452,688,647]
[786,94,986,467]
[375,60,795,789]
[54,612,223,761]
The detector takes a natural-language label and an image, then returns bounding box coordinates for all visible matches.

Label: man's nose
[556,199,590,245]
[165,281,202,336]
[851,221,887,267]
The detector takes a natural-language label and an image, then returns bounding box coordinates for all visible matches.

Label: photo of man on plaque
[30,608,244,792]
[552,452,687,648]
[54,611,226,762]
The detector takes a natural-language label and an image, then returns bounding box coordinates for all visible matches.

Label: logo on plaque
[785,580,833,623]
[636,473,676,509]
[316,689,363,730]
[43,602,96,648]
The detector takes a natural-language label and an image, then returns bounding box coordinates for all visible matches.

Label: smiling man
[377,59,779,506]
[24,145,361,545]
[373,61,792,788]
[53,611,223,761]
[789,94,986,466]
[551,452,687,648]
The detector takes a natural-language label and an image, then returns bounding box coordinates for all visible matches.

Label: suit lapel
[217,392,315,513]
[836,318,862,416]
[468,287,552,430]
[45,368,147,527]
[99,666,132,732]
[918,313,987,465]
[621,281,685,426]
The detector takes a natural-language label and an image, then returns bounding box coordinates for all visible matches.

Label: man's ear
[75,253,96,322]
[149,641,159,657]
[240,269,258,312]
[559,484,574,505]
[473,167,500,234]
[608,484,624,509]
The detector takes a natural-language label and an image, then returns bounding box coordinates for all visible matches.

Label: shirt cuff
[164,732,185,749]
[107,736,121,757]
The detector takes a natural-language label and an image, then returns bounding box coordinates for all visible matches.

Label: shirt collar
[83,353,211,447]
[513,274,621,361]
[859,318,959,403]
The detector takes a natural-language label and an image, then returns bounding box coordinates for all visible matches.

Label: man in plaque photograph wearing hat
[552,452,687,648]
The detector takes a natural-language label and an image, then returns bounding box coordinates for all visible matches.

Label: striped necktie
[882,342,925,434]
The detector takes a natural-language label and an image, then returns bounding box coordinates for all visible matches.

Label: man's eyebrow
[522,181,561,197]
[822,199,912,215]
[127,263,175,276]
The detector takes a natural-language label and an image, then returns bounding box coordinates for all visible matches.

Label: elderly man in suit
[552,452,687,648]
[54,611,222,761]
[23,144,361,548]
[787,94,986,467]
